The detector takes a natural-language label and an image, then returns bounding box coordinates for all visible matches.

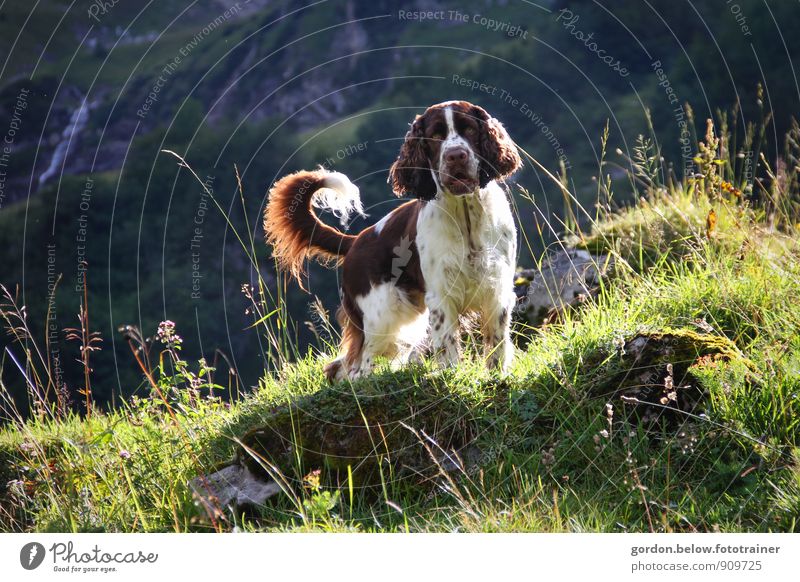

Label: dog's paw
[324,357,347,383]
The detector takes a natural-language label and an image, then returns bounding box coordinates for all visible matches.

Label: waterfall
[38,98,91,187]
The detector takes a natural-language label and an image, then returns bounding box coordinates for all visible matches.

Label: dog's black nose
[445,147,468,164]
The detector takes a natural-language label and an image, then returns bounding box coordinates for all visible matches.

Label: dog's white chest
[416,183,516,311]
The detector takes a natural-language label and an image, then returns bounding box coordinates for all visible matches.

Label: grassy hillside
[2,177,798,531]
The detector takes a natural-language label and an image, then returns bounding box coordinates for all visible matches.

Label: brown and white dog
[264,100,522,382]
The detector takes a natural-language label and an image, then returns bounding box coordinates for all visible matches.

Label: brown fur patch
[263,170,356,284]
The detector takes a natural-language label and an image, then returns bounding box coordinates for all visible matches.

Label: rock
[189,373,492,512]
[514,249,612,325]
[189,464,282,510]
[234,378,477,485]
[583,329,750,425]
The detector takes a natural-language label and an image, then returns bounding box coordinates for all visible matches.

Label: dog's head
[389,100,521,200]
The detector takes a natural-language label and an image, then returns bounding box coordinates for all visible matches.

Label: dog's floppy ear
[389,114,437,200]
[472,104,522,187]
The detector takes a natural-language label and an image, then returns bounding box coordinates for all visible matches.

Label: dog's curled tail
[263,169,364,284]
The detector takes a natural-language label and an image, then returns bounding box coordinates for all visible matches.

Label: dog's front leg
[482,292,515,372]
[427,294,461,367]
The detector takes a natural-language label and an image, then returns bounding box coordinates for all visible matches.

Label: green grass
[2,185,799,533]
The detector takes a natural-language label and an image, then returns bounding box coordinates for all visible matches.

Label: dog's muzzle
[440,146,478,195]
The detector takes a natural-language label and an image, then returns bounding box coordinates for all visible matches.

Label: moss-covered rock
[235,371,491,489]
[583,328,750,424]
[190,371,522,509]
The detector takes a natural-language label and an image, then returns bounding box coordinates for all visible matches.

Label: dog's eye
[430,133,444,141]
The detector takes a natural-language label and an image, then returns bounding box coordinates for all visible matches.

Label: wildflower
[6,479,25,496]
[720,180,741,197]
[241,284,254,301]
[157,320,182,347]
[604,403,614,441]
[661,364,677,404]
[542,441,558,465]
[304,469,321,491]
[706,208,717,239]
[119,450,131,460]
[593,430,608,453]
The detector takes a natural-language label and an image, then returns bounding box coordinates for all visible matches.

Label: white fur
[350,282,428,378]
[434,106,480,194]
[440,108,478,172]
[315,171,365,226]
[417,182,517,371]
